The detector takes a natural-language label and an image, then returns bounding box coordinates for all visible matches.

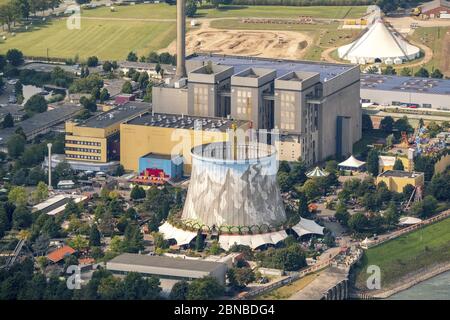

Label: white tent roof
[361,237,372,245]
[218,230,288,251]
[379,156,396,167]
[291,218,324,237]
[159,222,198,246]
[306,166,329,178]
[338,20,420,62]
[338,155,366,168]
[398,216,422,226]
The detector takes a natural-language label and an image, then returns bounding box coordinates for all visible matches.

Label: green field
[81,3,367,20]
[408,26,449,74]
[0,18,176,60]
[0,3,367,60]
[355,217,450,290]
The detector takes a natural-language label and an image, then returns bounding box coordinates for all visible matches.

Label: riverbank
[365,262,450,299]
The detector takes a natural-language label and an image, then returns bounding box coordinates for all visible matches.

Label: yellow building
[65,102,149,165]
[120,112,251,173]
[376,170,424,193]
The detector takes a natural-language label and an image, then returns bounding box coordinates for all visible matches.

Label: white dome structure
[338,20,420,64]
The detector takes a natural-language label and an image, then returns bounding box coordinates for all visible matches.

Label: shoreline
[363,262,450,299]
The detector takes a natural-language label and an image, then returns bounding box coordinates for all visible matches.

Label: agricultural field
[355,217,450,290]
[0,18,176,60]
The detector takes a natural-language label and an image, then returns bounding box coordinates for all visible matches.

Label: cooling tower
[181,142,286,228]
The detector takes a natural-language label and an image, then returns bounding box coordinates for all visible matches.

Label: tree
[127,52,138,62]
[379,116,394,133]
[334,201,350,226]
[69,235,89,252]
[414,67,429,78]
[31,182,48,203]
[99,88,110,102]
[0,206,9,238]
[12,205,32,229]
[366,66,379,74]
[384,201,399,227]
[366,149,379,176]
[89,224,101,247]
[393,158,404,171]
[86,56,98,67]
[414,155,435,181]
[297,192,309,218]
[194,230,204,252]
[6,49,24,66]
[227,267,255,290]
[121,272,161,300]
[430,68,443,79]
[362,114,373,130]
[290,160,307,185]
[7,134,26,158]
[114,164,125,177]
[130,185,146,200]
[121,81,133,94]
[169,280,189,300]
[185,0,197,17]
[2,113,14,128]
[25,94,48,114]
[348,212,369,233]
[400,67,412,76]
[394,116,413,133]
[411,195,437,219]
[428,171,450,201]
[301,179,320,201]
[382,66,397,75]
[187,276,224,300]
[8,186,28,206]
[79,96,97,112]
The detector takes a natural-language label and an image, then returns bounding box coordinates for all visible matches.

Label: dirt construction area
[163,23,312,60]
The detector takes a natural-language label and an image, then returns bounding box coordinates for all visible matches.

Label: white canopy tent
[159,222,198,246]
[291,218,324,238]
[338,155,366,170]
[398,216,422,226]
[306,166,329,178]
[218,230,288,251]
[338,20,420,64]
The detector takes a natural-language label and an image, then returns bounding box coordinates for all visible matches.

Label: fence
[364,209,450,249]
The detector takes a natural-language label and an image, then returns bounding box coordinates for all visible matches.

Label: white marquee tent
[291,218,324,238]
[218,231,288,251]
[338,20,420,64]
[338,155,366,170]
[159,222,198,246]
[398,216,423,226]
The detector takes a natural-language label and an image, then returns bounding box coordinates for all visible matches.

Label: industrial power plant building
[153,54,362,165]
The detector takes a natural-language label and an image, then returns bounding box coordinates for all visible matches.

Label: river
[388,270,450,300]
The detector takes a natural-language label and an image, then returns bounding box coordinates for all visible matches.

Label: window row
[66,140,101,147]
[66,154,101,161]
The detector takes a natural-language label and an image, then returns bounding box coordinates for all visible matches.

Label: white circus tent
[338,20,420,64]
[218,230,288,251]
[306,166,329,178]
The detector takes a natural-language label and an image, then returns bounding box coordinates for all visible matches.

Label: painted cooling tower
[182,142,286,228]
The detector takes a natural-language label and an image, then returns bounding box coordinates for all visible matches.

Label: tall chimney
[175,0,187,79]
[47,143,52,188]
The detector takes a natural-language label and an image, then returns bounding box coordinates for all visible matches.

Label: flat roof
[361,74,450,95]
[19,62,80,74]
[187,54,355,82]
[0,103,83,143]
[140,152,178,160]
[108,253,225,273]
[125,111,248,131]
[379,170,424,178]
[78,101,150,129]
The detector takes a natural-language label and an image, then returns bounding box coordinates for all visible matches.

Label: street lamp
[47,143,52,189]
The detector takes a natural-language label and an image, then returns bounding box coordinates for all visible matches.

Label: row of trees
[0,0,62,32]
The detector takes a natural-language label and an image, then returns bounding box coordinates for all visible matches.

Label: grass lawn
[355,217,450,290]
[408,26,449,73]
[0,18,176,60]
[256,272,320,300]
[82,3,367,20]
